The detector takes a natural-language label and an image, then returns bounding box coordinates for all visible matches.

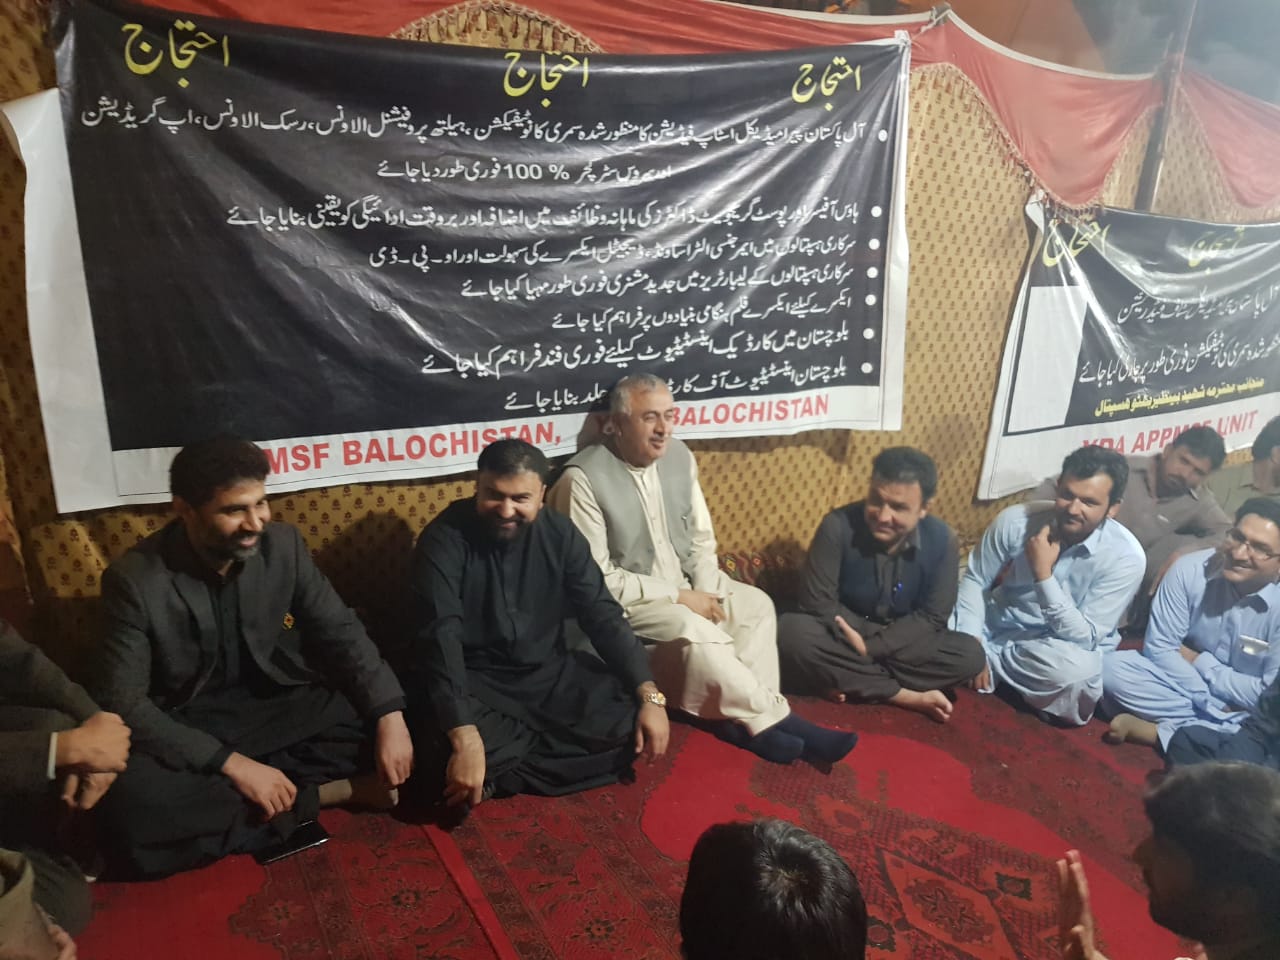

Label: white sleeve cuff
[47,731,59,780]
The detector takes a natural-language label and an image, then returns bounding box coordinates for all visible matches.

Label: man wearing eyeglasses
[1101,497,1280,751]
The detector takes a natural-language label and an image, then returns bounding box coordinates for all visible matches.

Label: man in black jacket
[1,622,129,936]
[93,436,413,878]
[779,447,984,722]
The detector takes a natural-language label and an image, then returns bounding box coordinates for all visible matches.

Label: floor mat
[77,689,1184,959]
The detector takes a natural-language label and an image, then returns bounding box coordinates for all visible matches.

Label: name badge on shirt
[1240,635,1269,658]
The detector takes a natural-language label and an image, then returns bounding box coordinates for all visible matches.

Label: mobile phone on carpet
[253,819,330,865]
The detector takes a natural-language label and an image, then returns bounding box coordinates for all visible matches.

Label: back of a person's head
[1144,762,1280,935]
[680,819,868,960]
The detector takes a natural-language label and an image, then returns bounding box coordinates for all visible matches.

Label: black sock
[712,720,804,765]
[776,713,859,764]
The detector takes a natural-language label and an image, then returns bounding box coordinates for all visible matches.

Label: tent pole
[1134,0,1199,211]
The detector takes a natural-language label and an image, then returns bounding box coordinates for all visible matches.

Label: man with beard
[93,436,413,877]
[1057,762,1280,960]
[778,447,984,722]
[407,439,668,808]
[1033,427,1230,622]
[954,446,1145,725]
[1101,499,1280,751]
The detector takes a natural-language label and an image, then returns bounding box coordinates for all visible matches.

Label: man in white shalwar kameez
[547,375,857,766]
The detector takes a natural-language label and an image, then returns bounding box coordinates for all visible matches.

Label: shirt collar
[1072,518,1110,556]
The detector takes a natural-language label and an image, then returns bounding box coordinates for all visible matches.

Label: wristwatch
[642,690,668,707]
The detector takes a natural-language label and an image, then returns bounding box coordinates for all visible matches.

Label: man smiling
[93,436,412,878]
[1102,499,1280,751]
[549,374,857,766]
[954,446,1145,725]
[778,447,984,722]
[407,439,667,808]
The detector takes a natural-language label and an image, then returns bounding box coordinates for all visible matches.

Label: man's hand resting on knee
[55,711,131,773]
[445,724,486,807]
[222,752,298,819]
[677,589,726,624]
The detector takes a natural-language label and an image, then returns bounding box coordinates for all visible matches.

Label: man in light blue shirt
[953,446,1145,725]
[1102,498,1280,751]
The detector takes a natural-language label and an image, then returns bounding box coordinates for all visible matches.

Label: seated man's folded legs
[988,635,1103,726]
[778,611,898,702]
[1100,650,1231,748]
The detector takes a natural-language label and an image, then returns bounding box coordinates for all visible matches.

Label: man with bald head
[548,375,857,767]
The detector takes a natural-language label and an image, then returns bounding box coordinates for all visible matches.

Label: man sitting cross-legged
[954,445,1145,725]
[547,373,857,766]
[1101,498,1280,751]
[778,447,985,722]
[94,436,413,878]
[1,620,130,942]
[406,439,668,808]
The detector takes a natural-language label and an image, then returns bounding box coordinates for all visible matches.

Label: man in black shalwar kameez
[408,439,670,807]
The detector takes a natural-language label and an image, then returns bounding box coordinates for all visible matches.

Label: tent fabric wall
[0,0,1273,669]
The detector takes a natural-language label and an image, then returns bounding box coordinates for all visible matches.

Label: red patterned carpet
[77,690,1185,960]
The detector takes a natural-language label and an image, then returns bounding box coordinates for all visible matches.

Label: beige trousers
[626,580,790,736]
[0,850,58,960]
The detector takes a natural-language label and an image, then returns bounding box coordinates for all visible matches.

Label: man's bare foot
[1103,713,1159,747]
[823,689,847,704]
[318,774,400,810]
[890,689,953,723]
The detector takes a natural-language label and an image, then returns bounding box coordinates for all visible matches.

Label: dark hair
[871,446,938,502]
[1144,762,1280,934]
[1252,415,1280,461]
[1060,446,1129,505]
[680,819,867,960]
[169,435,269,507]
[476,438,549,483]
[1170,426,1226,470]
[1235,496,1280,531]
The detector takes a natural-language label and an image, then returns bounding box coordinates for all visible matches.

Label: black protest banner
[39,0,907,508]
[979,199,1280,498]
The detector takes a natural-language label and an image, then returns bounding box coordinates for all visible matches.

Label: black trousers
[778,612,986,701]
[407,650,639,803]
[99,687,368,879]
[0,705,93,935]
[1165,721,1279,770]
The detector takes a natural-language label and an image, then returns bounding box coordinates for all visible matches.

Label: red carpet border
[78,690,1185,959]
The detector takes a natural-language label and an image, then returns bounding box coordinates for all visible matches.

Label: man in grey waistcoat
[547,375,857,766]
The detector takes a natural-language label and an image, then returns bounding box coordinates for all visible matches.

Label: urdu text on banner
[0,0,910,513]
[978,198,1280,500]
